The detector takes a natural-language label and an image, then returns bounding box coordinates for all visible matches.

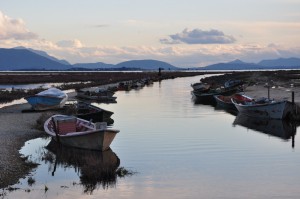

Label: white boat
[231,97,293,119]
[44,114,119,151]
[25,87,68,110]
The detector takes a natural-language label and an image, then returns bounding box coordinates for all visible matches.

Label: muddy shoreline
[1,70,300,189]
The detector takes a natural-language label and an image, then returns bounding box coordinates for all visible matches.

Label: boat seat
[53,116,77,135]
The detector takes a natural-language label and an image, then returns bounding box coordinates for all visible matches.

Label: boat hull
[214,94,253,110]
[214,95,236,109]
[232,100,292,119]
[44,115,119,151]
[25,95,67,110]
[75,103,114,124]
[53,129,118,151]
[192,87,239,104]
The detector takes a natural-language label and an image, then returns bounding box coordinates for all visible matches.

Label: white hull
[232,100,291,119]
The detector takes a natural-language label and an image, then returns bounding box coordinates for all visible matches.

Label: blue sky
[0,0,299,67]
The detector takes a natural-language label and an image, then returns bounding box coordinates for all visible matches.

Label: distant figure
[158,68,162,76]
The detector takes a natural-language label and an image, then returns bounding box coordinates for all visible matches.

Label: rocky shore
[1,70,300,189]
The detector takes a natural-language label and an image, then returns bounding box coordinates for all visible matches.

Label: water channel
[3,74,300,199]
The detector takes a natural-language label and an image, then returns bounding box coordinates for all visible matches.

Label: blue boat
[25,88,68,110]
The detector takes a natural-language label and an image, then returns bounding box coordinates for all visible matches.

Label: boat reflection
[233,113,297,148]
[44,139,120,193]
[214,105,238,116]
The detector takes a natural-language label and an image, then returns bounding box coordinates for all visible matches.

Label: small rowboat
[65,101,114,124]
[44,114,119,151]
[214,93,253,109]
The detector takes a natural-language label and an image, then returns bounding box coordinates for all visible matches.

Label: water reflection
[214,105,238,116]
[44,139,120,193]
[233,113,297,147]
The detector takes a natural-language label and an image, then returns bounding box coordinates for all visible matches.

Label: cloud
[160,28,236,45]
[0,11,38,40]
[56,39,83,48]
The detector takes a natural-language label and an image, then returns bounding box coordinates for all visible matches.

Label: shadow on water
[214,105,238,116]
[233,113,297,148]
[191,94,217,106]
[43,139,127,194]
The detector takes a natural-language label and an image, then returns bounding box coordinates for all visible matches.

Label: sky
[0,0,299,67]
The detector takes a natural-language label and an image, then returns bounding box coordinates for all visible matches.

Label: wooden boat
[65,102,114,124]
[233,113,296,140]
[25,87,68,110]
[214,93,253,109]
[44,114,119,151]
[231,97,293,119]
[192,86,241,104]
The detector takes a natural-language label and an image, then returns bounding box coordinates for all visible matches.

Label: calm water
[4,75,300,199]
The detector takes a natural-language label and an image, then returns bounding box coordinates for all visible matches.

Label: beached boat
[65,102,114,124]
[214,93,253,109]
[44,114,119,151]
[231,97,293,119]
[25,87,68,110]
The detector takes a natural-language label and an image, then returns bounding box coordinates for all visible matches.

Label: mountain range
[0,47,299,71]
[201,58,300,70]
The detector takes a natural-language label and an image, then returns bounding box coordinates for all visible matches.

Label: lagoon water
[4,75,300,199]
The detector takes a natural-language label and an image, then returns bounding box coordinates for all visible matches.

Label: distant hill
[115,59,179,70]
[0,48,71,70]
[1,47,300,71]
[258,57,300,67]
[13,46,71,65]
[202,60,262,70]
[201,58,300,70]
[73,62,115,69]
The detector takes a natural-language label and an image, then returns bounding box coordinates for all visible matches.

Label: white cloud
[56,39,83,48]
[161,28,236,45]
[0,11,38,40]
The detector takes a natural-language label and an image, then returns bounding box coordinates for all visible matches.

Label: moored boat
[191,82,211,92]
[65,101,114,124]
[25,87,68,110]
[76,88,116,102]
[44,114,119,151]
[192,86,240,104]
[214,93,253,110]
[231,97,293,119]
